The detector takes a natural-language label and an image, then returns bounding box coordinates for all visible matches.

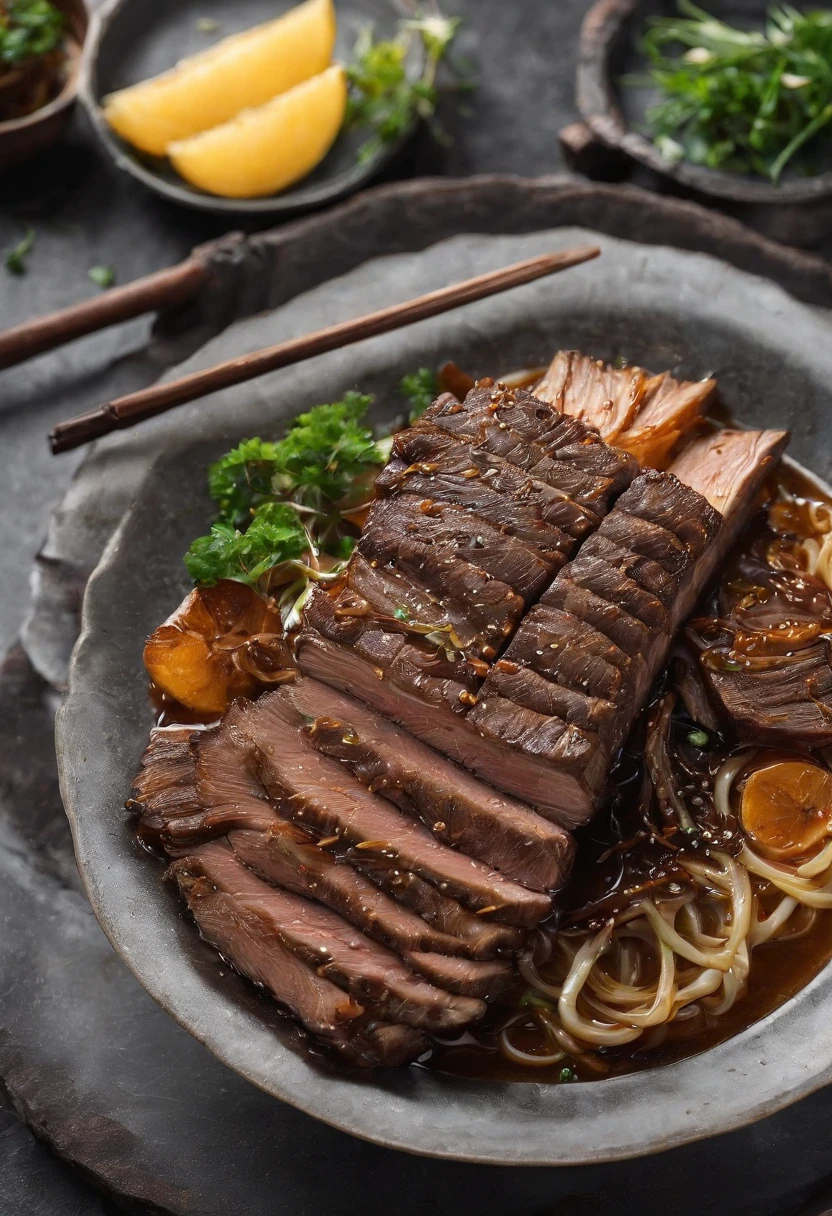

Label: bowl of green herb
[81,0,464,215]
[0,0,88,169]
[577,0,832,212]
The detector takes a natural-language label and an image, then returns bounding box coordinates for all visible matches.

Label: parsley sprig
[0,0,65,66]
[399,367,439,423]
[345,12,463,163]
[184,391,389,620]
[637,2,832,182]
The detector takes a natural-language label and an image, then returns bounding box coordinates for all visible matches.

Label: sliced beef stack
[468,430,788,823]
[135,355,790,1068]
[297,381,640,770]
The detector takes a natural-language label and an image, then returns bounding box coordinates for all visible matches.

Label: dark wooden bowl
[577,0,832,208]
[0,0,88,171]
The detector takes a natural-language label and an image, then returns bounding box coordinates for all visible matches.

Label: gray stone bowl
[56,228,832,1164]
[79,0,418,215]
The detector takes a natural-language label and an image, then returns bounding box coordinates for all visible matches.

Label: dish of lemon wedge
[101,0,348,200]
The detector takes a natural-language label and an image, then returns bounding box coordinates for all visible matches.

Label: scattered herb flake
[687,727,710,748]
[393,606,411,621]
[559,1067,577,1082]
[88,265,115,289]
[4,224,35,275]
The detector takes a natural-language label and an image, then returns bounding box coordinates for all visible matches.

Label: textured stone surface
[1,0,832,1206]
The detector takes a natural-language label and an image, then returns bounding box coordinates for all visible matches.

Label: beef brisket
[535,351,715,469]
[170,844,429,1067]
[232,691,552,927]
[469,429,788,824]
[286,677,574,892]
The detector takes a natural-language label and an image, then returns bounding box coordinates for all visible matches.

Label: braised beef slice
[133,722,276,854]
[426,383,638,492]
[233,691,552,927]
[404,951,513,1000]
[287,677,574,892]
[182,841,484,1031]
[170,845,428,1067]
[703,642,832,747]
[228,828,492,959]
[597,511,691,578]
[422,383,637,507]
[468,434,788,824]
[379,426,599,547]
[352,859,522,955]
[485,661,618,749]
[502,604,634,700]
[362,495,550,602]
[578,532,679,605]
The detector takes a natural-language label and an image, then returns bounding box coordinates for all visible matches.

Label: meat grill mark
[470,431,789,825]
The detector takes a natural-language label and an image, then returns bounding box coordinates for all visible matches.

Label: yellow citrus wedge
[102,0,336,156]
[167,64,347,199]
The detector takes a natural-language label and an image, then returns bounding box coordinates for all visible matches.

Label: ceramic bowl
[57,227,832,1163]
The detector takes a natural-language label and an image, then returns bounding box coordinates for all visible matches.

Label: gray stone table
[1,1,832,1212]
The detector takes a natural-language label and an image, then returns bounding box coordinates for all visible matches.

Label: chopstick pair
[43,244,600,454]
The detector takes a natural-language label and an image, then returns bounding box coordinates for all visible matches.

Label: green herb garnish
[519,989,556,1011]
[270,391,382,512]
[184,502,309,589]
[559,1067,577,1083]
[195,17,219,33]
[399,366,439,424]
[4,224,35,275]
[687,727,710,748]
[0,0,65,65]
[88,265,115,289]
[345,13,463,163]
[636,1,832,182]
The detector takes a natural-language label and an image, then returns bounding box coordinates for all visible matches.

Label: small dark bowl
[79,0,418,216]
[0,0,88,171]
[578,0,832,209]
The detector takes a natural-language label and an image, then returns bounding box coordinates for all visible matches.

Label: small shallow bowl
[79,0,417,216]
[56,227,832,1165]
[0,0,88,171]
[578,0,832,207]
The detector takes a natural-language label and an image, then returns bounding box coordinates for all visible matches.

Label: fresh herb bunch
[184,503,310,590]
[399,366,439,423]
[638,1,832,182]
[345,12,463,163]
[0,0,65,66]
[185,391,394,619]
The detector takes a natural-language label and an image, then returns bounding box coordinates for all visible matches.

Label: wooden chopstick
[0,257,211,373]
[49,245,600,455]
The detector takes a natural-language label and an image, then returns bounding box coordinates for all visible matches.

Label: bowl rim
[0,0,88,136]
[577,0,832,205]
[54,227,832,1165]
[77,0,416,216]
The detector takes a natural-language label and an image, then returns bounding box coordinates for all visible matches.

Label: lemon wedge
[168,64,347,199]
[103,0,336,157]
